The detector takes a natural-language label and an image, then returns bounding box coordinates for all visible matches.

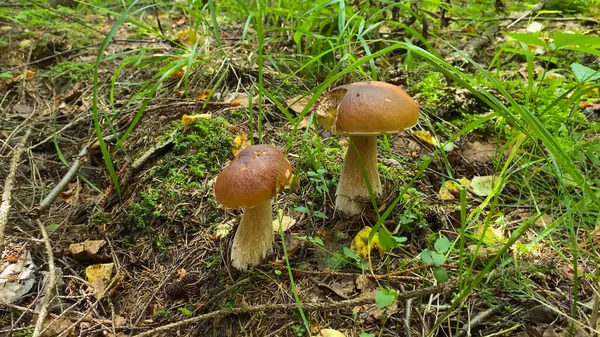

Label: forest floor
[1,0,600,336]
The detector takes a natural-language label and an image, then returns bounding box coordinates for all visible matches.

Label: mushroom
[315,81,419,216]
[214,144,293,271]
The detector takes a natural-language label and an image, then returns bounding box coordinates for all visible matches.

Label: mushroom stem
[335,135,382,216]
[231,199,274,271]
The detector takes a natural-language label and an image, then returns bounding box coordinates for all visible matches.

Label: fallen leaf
[19,39,33,50]
[173,28,201,48]
[172,15,186,26]
[526,21,544,33]
[170,68,185,79]
[296,116,310,129]
[413,130,438,147]
[229,94,258,107]
[69,240,108,263]
[470,175,497,196]
[457,177,471,189]
[315,329,347,337]
[439,180,459,201]
[350,227,382,260]
[181,113,211,128]
[463,140,500,163]
[286,94,312,114]
[214,219,235,240]
[195,89,212,101]
[462,26,478,34]
[0,245,36,304]
[473,223,506,247]
[85,263,114,298]
[59,182,82,205]
[273,214,296,233]
[232,133,251,156]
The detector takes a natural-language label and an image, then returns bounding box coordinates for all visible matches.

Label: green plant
[421,235,450,283]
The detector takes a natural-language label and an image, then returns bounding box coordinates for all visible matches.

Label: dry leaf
[69,240,108,263]
[173,28,201,48]
[273,215,296,233]
[350,226,383,260]
[181,113,211,128]
[457,177,471,189]
[286,94,312,114]
[296,116,310,129]
[214,219,235,240]
[85,263,114,299]
[195,89,212,101]
[413,130,438,147]
[232,133,251,156]
[463,140,500,163]
[0,246,36,304]
[172,15,186,26]
[471,175,497,196]
[439,180,459,201]
[170,68,185,79]
[59,182,81,205]
[315,329,347,337]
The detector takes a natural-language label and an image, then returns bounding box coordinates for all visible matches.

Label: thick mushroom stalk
[315,81,419,217]
[231,200,274,270]
[214,144,292,271]
[336,135,382,215]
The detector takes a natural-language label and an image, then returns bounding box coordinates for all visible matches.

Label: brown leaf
[69,240,108,263]
[59,182,82,206]
[85,263,114,299]
[462,139,501,163]
[286,94,312,114]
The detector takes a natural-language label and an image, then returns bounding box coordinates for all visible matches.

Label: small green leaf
[433,267,449,283]
[434,236,450,254]
[471,175,496,196]
[0,72,12,79]
[503,32,547,47]
[393,236,407,245]
[360,333,376,337]
[343,247,361,262]
[293,206,310,213]
[553,32,600,49]
[375,288,398,308]
[310,236,324,247]
[178,307,192,316]
[313,211,328,219]
[377,225,396,250]
[421,250,433,264]
[571,63,600,83]
[274,269,282,275]
[431,251,446,267]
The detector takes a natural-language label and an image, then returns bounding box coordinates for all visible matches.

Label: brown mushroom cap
[214,144,292,209]
[315,81,419,135]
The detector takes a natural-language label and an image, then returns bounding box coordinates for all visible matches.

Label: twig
[36,146,89,212]
[32,219,58,337]
[448,16,598,23]
[0,123,33,250]
[455,306,499,337]
[130,281,458,337]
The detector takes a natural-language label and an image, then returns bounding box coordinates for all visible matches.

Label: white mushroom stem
[335,135,382,216]
[231,199,274,271]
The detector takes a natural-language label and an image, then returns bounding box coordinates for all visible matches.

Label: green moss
[129,118,233,248]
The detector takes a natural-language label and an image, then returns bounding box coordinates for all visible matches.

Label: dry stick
[32,219,57,337]
[130,281,458,337]
[455,306,499,337]
[0,125,32,250]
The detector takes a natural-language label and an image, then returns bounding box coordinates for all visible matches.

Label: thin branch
[0,123,33,249]
[130,281,458,337]
[455,306,499,337]
[32,219,58,337]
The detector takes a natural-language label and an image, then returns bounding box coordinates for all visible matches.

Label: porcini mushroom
[214,144,293,271]
[315,81,419,216]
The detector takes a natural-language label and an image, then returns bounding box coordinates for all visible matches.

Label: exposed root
[230,200,274,271]
[335,135,382,216]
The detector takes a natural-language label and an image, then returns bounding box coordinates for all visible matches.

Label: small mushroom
[315,81,419,216]
[214,144,293,271]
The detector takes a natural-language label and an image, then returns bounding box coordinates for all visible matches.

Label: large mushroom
[315,81,419,216]
[214,144,293,271]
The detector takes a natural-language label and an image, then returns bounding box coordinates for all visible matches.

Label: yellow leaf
[232,133,251,156]
[458,177,471,189]
[181,113,211,128]
[195,89,212,101]
[473,223,506,247]
[85,263,114,299]
[315,329,347,337]
[273,214,296,233]
[170,68,185,79]
[413,130,438,146]
[350,226,382,260]
[438,180,458,201]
